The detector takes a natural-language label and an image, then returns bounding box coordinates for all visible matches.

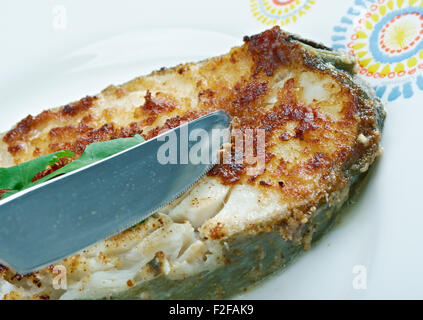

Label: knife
[0,110,231,274]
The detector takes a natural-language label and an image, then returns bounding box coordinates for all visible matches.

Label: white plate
[1,0,423,299]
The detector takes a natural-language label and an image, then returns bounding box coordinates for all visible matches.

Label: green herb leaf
[0,151,70,191]
[48,150,75,165]
[0,134,145,200]
[34,134,145,185]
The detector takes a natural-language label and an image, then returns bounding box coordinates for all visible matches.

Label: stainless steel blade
[0,110,231,274]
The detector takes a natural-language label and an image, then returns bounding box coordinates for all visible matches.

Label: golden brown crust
[0,27,384,299]
[0,26,381,239]
[1,26,381,205]
[3,96,97,157]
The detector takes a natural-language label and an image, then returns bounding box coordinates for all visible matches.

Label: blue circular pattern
[331,1,423,102]
[369,7,423,64]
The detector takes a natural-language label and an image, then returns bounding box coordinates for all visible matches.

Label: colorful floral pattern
[250,0,315,26]
[332,0,423,101]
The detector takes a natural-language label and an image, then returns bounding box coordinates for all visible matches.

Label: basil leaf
[0,134,145,200]
[0,149,74,191]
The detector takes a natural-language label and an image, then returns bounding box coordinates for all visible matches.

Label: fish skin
[0,27,385,300]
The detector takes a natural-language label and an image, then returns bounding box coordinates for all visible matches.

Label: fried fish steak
[0,27,385,300]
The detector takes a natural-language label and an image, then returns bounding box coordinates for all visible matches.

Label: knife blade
[0,110,231,274]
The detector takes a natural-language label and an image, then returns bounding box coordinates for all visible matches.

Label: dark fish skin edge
[105,35,386,300]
